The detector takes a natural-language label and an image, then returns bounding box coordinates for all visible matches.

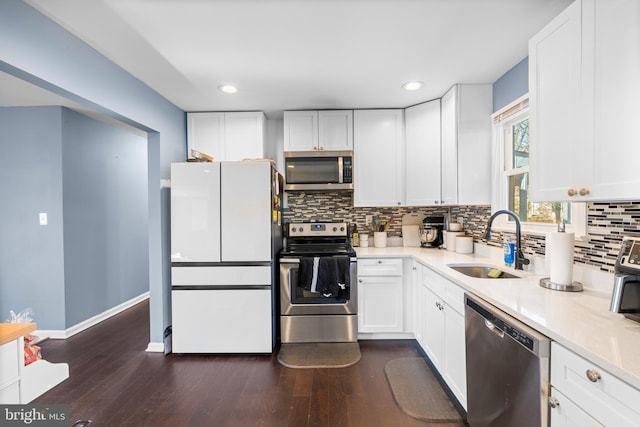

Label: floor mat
[384,357,463,423]
[277,342,361,369]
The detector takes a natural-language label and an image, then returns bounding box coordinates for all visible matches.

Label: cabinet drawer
[551,342,640,426]
[443,282,465,315]
[0,340,20,385]
[358,258,403,276]
[422,266,444,296]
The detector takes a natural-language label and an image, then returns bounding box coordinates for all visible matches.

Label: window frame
[490,94,586,238]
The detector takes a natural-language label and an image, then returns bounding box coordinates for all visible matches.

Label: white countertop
[355,245,640,390]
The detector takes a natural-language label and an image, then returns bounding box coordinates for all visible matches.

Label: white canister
[456,235,474,254]
[374,232,387,248]
[445,231,465,251]
[360,234,369,248]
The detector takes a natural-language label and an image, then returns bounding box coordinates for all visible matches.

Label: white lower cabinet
[418,265,467,409]
[549,387,601,427]
[357,258,404,333]
[549,342,640,426]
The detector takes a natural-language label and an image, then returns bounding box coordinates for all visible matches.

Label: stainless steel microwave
[284,151,353,191]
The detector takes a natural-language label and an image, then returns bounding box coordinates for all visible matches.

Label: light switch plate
[39,213,48,225]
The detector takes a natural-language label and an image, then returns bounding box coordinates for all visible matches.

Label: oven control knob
[290,228,296,233]
[298,227,304,233]
[340,226,345,232]
[333,227,337,231]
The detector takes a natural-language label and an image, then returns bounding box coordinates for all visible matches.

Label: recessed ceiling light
[218,84,238,94]
[402,81,424,91]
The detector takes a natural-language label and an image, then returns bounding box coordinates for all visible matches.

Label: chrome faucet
[483,209,530,270]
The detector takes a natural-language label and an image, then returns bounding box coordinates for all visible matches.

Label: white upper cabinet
[353,109,404,207]
[284,110,353,152]
[187,112,265,161]
[405,100,442,206]
[440,84,492,205]
[529,0,640,201]
[283,111,318,151]
[318,110,353,151]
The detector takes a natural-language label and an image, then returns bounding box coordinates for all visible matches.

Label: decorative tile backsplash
[284,192,640,273]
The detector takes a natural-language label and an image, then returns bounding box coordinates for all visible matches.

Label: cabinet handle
[586,369,601,383]
[579,187,590,196]
[548,396,560,409]
[567,188,577,197]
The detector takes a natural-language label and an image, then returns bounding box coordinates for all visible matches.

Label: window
[491,95,585,236]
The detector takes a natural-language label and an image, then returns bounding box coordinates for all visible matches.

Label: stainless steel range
[279,222,357,343]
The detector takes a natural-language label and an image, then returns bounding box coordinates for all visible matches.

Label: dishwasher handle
[465,293,550,356]
[484,319,505,338]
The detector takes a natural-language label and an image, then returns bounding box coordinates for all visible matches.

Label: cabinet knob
[358,279,363,283]
[434,200,440,205]
[579,187,590,196]
[313,146,318,150]
[319,147,324,151]
[548,396,560,409]
[377,260,382,264]
[586,369,601,383]
[567,188,577,197]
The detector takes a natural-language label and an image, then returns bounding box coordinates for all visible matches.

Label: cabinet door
[353,109,404,207]
[549,388,602,427]
[358,276,403,333]
[405,100,442,206]
[224,112,265,160]
[422,285,444,369]
[456,85,492,205]
[187,112,225,160]
[529,1,587,201]
[589,0,640,200]
[284,111,319,151]
[440,87,458,205]
[443,304,467,410]
[318,110,353,151]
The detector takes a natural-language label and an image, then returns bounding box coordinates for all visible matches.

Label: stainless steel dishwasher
[465,293,551,427]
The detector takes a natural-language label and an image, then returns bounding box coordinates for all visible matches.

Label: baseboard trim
[35,292,150,340]
[145,342,164,353]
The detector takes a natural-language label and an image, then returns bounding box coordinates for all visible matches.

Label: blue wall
[0,0,186,345]
[0,107,150,329]
[0,107,66,328]
[61,108,149,327]
[492,57,528,112]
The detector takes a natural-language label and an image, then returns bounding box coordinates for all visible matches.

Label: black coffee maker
[421,216,445,248]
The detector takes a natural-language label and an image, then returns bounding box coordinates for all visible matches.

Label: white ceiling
[7,0,572,119]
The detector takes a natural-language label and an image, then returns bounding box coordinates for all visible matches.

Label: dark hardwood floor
[34,301,466,427]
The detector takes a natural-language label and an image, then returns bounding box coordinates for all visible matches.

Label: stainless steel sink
[446,264,521,279]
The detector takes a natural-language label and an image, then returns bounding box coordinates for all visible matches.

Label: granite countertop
[355,245,640,390]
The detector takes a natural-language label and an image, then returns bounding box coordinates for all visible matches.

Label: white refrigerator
[170,160,282,353]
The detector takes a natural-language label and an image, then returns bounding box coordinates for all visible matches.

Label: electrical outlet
[365,215,373,225]
[39,212,48,226]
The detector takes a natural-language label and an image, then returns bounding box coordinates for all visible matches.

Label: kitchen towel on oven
[298,256,351,297]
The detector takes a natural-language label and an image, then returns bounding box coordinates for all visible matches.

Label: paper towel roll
[547,231,575,285]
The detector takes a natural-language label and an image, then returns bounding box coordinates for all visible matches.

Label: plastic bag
[5,307,35,323]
